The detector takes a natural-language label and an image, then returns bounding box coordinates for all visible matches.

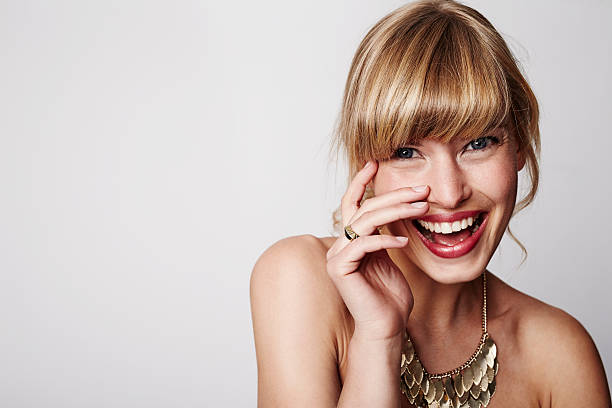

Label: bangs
[349,16,512,160]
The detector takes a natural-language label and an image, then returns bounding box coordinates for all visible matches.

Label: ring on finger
[344,224,360,241]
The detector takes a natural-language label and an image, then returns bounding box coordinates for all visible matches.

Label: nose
[426,155,471,209]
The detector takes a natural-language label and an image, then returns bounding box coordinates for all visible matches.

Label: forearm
[337,332,403,408]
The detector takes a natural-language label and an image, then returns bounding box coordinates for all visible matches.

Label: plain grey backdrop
[1,0,610,406]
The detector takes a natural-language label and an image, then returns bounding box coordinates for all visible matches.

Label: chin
[413,253,490,285]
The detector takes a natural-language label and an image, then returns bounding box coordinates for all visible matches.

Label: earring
[363,185,374,201]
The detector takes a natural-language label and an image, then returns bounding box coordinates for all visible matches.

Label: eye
[465,136,500,152]
[393,147,420,160]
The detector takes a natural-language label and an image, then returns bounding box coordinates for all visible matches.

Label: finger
[327,219,384,259]
[328,234,409,279]
[341,160,378,225]
[347,201,429,241]
[348,185,430,226]
[328,200,427,259]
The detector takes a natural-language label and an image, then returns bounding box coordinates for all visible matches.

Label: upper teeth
[417,216,476,234]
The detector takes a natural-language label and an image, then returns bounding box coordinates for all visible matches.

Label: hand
[326,160,430,342]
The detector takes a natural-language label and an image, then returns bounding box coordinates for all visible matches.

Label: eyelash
[393,136,501,160]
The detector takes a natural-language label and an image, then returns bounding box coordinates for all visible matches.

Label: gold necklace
[400,271,498,408]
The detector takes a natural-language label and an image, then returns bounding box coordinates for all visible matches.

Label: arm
[250,235,342,407]
[251,163,429,406]
[338,332,403,407]
[250,235,405,407]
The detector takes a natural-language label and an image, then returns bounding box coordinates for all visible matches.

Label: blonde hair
[330,0,540,263]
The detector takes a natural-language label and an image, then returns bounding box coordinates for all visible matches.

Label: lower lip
[412,213,489,259]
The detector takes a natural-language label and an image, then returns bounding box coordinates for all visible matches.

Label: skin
[250,128,611,407]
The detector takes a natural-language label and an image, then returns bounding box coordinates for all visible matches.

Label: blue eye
[394,147,416,159]
[466,136,499,151]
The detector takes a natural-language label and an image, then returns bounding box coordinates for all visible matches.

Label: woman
[250,1,611,407]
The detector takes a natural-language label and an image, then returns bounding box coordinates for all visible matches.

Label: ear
[508,128,526,172]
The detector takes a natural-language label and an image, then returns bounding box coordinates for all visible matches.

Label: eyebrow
[403,140,423,147]
[397,128,504,149]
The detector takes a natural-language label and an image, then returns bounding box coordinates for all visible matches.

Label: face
[372,128,525,284]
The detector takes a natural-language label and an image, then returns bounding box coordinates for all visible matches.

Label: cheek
[468,154,518,204]
[372,165,419,195]
[373,154,518,202]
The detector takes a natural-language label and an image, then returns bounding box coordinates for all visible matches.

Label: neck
[386,247,484,336]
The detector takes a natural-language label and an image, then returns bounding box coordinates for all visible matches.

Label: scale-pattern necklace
[400,271,498,408]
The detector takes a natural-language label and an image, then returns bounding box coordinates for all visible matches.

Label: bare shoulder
[250,234,345,406]
[487,273,611,407]
[252,234,335,269]
[250,234,340,310]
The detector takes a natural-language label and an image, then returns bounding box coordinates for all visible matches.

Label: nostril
[426,187,471,209]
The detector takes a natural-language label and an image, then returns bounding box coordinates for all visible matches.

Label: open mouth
[408,211,489,258]
[412,212,486,246]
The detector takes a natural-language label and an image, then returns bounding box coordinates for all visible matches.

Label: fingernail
[395,236,409,243]
[411,201,427,208]
[364,161,373,169]
[412,185,427,192]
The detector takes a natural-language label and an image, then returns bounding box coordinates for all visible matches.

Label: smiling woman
[250,1,611,407]
[385,129,509,261]
[369,126,522,285]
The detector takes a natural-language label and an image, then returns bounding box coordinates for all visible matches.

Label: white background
[1,0,610,406]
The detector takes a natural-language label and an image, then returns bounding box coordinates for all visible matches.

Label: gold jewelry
[400,271,498,407]
[344,224,359,241]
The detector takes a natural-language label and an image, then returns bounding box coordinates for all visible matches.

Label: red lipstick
[413,212,489,258]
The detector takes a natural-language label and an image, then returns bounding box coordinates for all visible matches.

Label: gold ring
[344,224,359,241]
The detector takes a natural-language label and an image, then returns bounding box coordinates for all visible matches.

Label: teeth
[416,214,481,235]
